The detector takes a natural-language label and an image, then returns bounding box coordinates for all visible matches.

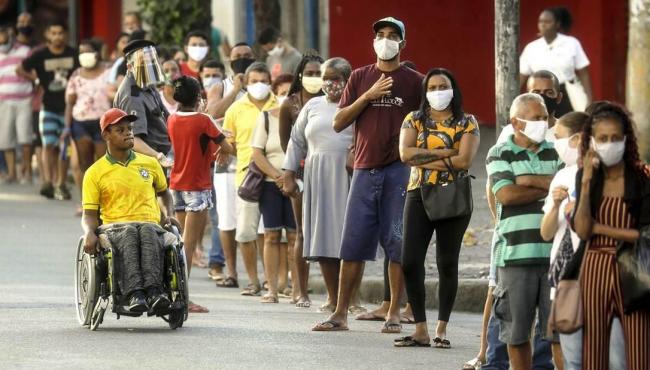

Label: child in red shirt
[168,76,233,312]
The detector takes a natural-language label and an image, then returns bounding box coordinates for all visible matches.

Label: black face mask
[231,57,255,75]
[17,26,33,37]
[541,94,559,116]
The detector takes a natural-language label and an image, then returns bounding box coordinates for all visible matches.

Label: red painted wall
[329,0,628,126]
[79,0,122,54]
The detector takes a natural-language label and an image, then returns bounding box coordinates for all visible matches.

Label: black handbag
[616,226,650,313]
[237,112,269,202]
[420,157,473,221]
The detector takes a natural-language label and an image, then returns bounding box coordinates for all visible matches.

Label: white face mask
[554,135,579,166]
[247,82,271,100]
[302,76,323,94]
[373,38,400,60]
[79,52,97,68]
[517,118,548,144]
[0,42,11,53]
[426,89,453,111]
[202,76,221,90]
[187,46,209,61]
[268,44,284,57]
[591,137,626,167]
[277,95,287,106]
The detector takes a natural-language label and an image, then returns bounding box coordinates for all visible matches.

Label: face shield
[127,46,164,88]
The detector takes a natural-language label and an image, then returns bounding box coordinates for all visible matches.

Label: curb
[309,278,489,314]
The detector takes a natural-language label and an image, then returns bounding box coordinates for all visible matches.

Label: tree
[627,0,650,162]
[137,0,212,47]
[494,0,520,136]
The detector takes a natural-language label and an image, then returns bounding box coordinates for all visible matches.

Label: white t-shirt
[251,111,284,182]
[496,124,556,145]
[542,164,581,299]
[520,33,590,84]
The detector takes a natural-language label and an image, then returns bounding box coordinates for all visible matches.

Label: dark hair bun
[172,75,201,106]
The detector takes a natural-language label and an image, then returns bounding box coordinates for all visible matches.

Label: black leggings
[402,190,471,323]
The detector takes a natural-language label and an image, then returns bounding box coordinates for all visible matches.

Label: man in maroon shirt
[312,17,423,332]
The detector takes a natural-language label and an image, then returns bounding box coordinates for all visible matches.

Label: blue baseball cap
[373,17,405,40]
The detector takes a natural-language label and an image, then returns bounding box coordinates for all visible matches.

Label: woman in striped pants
[573,101,650,370]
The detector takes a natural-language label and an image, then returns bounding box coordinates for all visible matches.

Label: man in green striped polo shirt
[486,93,562,370]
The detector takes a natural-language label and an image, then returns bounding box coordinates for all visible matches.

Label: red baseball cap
[100,108,137,132]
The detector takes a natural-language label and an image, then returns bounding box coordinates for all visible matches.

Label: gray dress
[283,96,353,260]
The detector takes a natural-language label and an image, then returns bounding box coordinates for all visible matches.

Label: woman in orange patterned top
[573,101,650,370]
[396,68,480,347]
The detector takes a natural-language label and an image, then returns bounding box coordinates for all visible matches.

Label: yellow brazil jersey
[82,151,167,224]
[223,93,277,187]
[401,111,480,191]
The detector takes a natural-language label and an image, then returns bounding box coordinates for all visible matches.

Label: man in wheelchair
[82,108,180,313]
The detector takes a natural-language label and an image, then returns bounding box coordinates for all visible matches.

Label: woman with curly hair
[572,101,650,370]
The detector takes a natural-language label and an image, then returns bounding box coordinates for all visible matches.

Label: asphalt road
[0,183,483,370]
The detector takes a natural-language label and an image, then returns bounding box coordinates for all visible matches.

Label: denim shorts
[172,189,213,212]
[71,118,102,142]
[339,161,409,263]
[259,181,295,231]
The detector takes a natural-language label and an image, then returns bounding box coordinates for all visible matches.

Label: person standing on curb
[312,17,422,333]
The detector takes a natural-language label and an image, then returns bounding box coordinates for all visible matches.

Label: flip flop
[260,294,279,303]
[312,320,349,332]
[355,311,385,321]
[381,322,402,334]
[394,337,431,347]
[462,357,484,370]
[400,315,416,324]
[433,336,451,349]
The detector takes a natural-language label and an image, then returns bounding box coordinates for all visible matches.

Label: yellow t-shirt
[82,151,167,224]
[401,111,480,191]
[223,93,278,187]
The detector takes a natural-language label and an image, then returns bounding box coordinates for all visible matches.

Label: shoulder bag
[418,117,473,221]
[617,226,650,313]
[549,242,587,334]
[237,112,269,202]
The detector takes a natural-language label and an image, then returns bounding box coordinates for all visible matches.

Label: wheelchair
[74,225,189,330]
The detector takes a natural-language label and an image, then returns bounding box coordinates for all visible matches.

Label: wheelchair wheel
[75,238,99,326]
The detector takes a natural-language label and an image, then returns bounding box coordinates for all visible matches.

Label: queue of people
[1,7,648,370]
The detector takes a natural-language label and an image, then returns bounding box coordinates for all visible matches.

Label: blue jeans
[560,317,627,370]
[483,313,553,370]
[208,191,224,267]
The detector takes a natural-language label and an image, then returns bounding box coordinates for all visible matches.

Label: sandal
[433,336,451,349]
[356,312,385,321]
[348,305,368,315]
[260,294,279,303]
[262,280,269,291]
[318,303,336,313]
[462,357,484,370]
[394,337,431,347]
[311,320,349,331]
[381,322,402,334]
[216,276,239,288]
[295,297,311,308]
[240,284,261,296]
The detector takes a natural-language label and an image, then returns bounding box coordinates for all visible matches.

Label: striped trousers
[581,248,650,370]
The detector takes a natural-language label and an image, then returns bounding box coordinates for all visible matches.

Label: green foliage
[136,0,212,46]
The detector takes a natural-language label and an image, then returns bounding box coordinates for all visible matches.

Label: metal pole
[627,0,650,162]
[494,0,520,137]
[68,0,78,47]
